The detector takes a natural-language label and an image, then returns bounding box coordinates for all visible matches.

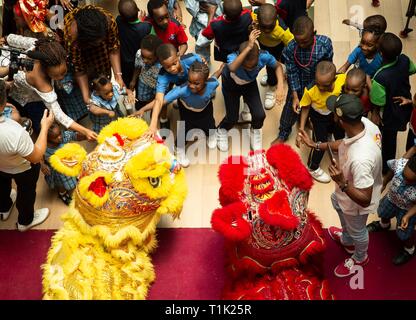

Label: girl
[137,61,224,167]
[41,123,86,205]
[89,75,133,133]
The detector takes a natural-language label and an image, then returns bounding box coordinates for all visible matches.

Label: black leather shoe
[393,249,414,265]
[367,221,390,232]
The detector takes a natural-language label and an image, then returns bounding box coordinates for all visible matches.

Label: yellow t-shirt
[300,74,347,115]
[251,12,294,48]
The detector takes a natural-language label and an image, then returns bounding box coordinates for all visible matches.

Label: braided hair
[75,7,108,45]
[189,61,210,80]
[28,38,67,70]
[91,74,111,91]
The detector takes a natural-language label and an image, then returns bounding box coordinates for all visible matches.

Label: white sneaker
[176,149,190,168]
[0,189,17,221]
[264,91,276,110]
[260,75,268,86]
[216,128,229,152]
[309,167,331,183]
[250,128,263,150]
[240,103,252,122]
[207,133,217,149]
[17,208,50,232]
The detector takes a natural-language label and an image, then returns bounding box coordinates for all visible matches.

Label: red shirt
[148,19,188,49]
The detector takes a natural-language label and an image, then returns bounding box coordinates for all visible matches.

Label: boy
[342,14,387,37]
[252,4,294,109]
[216,29,285,151]
[296,61,346,183]
[343,68,371,115]
[142,43,204,138]
[201,0,252,63]
[117,0,152,86]
[370,33,416,174]
[129,35,163,112]
[367,149,416,265]
[273,15,333,144]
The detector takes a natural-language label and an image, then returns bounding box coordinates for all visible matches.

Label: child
[252,4,294,109]
[338,29,383,78]
[140,43,204,137]
[138,62,224,167]
[201,0,252,63]
[129,35,163,112]
[41,123,86,205]
[117,0,152,86]
[89,75,131,133]
[296,61,346,183]
[370,33,416,174]
[343,68,371,116]
[367,150,416,265]
[274,15,333,144]
[216,29,285,151]
[342,14,387,37]
[185,0,223,64]
[146,0,188,56]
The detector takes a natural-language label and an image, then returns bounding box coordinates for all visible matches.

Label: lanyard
[294,36,316,68]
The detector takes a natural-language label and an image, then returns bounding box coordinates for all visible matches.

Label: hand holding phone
[327,143,336,165]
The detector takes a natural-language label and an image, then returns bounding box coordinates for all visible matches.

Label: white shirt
[334,117,383,216]
[0,118,34,174]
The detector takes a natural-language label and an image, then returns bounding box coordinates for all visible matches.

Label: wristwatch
[340,180,349,192]
[315,141,322,151]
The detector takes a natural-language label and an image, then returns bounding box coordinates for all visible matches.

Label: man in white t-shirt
[298,94,382,278]
[0,80,55,231]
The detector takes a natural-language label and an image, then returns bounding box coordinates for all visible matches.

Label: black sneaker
[367,220,390,232]
[393,249,414,265]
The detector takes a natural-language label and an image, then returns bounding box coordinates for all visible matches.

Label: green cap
[326,94,364,120]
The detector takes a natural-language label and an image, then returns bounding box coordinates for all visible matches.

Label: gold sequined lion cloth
[42,117,187,299]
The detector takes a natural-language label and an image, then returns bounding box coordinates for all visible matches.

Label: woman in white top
[1,36,97,141]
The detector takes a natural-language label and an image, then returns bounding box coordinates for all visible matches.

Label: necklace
[294,36,316,68]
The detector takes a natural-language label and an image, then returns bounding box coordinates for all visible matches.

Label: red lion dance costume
[211,144,334,300]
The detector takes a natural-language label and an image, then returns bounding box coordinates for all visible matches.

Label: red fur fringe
[218,156,248,206]
[266,144,313,191]
[211,202,251,241]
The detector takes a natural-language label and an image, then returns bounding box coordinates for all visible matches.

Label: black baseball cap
[326,94,364,120]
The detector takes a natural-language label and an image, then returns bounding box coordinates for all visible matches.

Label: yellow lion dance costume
[42,118,187,299]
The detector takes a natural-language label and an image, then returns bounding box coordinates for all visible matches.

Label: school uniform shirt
[0,117,34,174]
[387,158,416,211]
[201,9,252,62]
[370,54,416,131]
[164,77,219,112]
[135,49,162,102]
[156,53,203,94]
[226,50,277,85]
[299,73,347,115]
[147,18,188,49]
[335,117,383,216]
[251,12,294,48]
[347,47,382,77]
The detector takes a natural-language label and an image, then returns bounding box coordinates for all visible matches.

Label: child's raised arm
[228,30,261,73]
[338,61,351,74]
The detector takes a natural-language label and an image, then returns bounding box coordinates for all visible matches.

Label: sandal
[58,192,72,205]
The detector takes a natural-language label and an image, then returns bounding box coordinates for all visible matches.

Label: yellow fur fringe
[49,143,87,177]
[97,117,148,144]
[78,172,114,209]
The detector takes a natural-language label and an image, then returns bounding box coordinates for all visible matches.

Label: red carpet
[0,228,415,300]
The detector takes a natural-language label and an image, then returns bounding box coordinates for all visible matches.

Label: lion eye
[148,177,161,188]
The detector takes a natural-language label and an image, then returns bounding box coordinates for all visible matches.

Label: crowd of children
[1,0,416,275]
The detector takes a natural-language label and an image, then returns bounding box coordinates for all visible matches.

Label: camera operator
[0,79,54,231]
[0,35,97,141]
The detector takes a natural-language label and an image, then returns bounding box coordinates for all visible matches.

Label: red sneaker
[334,256,369,278]
[328,226,355,254]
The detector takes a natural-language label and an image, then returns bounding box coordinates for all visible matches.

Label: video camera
[0,46,34,81]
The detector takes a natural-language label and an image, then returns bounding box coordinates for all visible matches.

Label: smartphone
[327,143,336,164]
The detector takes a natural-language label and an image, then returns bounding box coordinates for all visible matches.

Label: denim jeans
[331,193,369,262]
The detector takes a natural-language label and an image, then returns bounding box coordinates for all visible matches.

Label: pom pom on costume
[211,145,334,300]
[42,117,188,300]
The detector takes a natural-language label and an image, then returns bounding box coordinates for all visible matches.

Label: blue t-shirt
[227,50,277,84]
[156,53,203,94]
[164,77,219,111]
[347,47,383,77]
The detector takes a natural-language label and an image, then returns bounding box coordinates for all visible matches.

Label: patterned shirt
[64,5,120,77]
[135,50,162,102]
[283,35,333,94]
[387,158,416,210]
